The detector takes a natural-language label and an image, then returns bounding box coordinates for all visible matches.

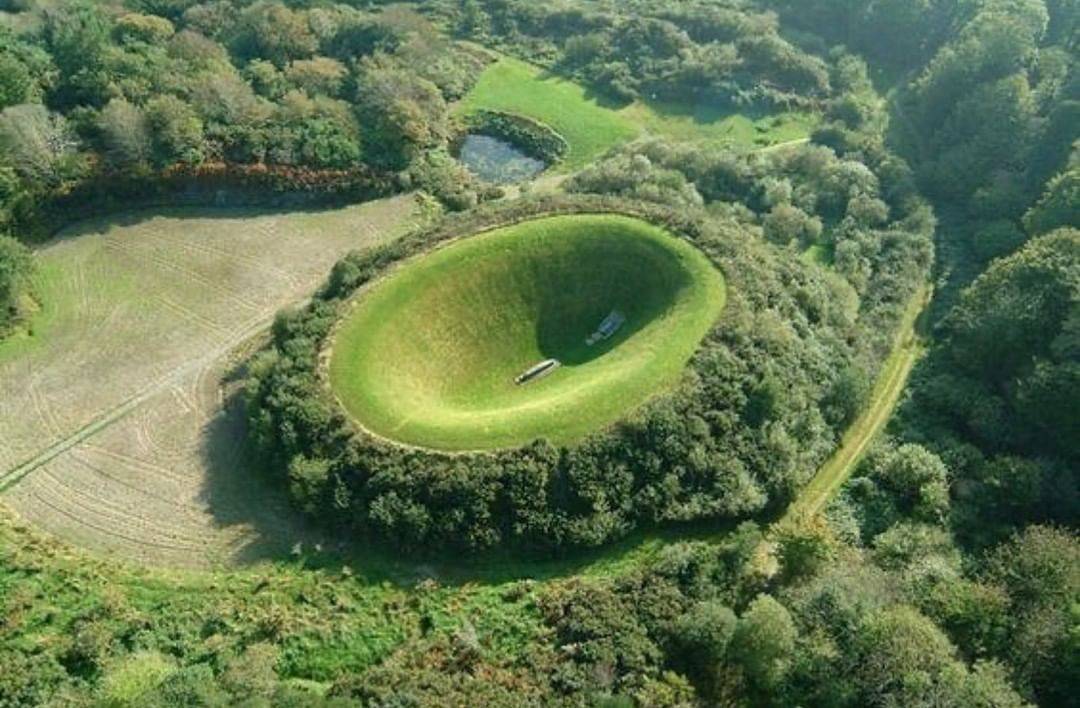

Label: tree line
[434,0,837,109]
[772,0,1077,265]
[0,233,32,335]
[0,0,489,242]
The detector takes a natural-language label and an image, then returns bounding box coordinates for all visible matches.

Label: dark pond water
[458,134,546,184]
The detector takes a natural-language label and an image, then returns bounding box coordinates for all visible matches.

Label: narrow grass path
[754,137,811,154]
[781,284,931,524]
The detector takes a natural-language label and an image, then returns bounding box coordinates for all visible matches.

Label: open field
[457,56,819,170]
[0,196,420,568]
[329,214,726,451]
[620,101,818,149]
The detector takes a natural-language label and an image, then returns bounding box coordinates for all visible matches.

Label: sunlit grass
[457,57,639,169]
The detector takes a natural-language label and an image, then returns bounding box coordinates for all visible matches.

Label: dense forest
[430,0,837,108]
[0,0,494,234]
[0,0,1076,706]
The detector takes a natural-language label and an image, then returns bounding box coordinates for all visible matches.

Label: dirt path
[753,137,811,154]
[781,284,931,524]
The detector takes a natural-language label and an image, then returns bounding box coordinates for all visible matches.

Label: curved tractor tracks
[0,315,274,493]
[0,196,419,568]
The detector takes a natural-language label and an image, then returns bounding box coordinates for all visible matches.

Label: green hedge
[11,163,399,243]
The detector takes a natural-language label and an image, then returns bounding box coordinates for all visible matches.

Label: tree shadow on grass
[196,366,443,585]
[40,202,367,249]
[533,64,777,129]
[535,270,690,367]
[196,382,323,567]
[641,96,765,125]
[534,65,635,113]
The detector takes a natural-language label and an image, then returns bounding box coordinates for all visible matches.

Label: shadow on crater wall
[534,245,694,367]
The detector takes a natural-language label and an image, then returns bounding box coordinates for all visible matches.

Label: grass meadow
[0,197,419,568]
[457,57,640,169]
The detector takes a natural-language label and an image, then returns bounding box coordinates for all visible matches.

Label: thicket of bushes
[436,0,834,109]
[245,137,932,553]
[0,233,32,335]
[775,0,1077,268]
[19,161,400,240]
[0,2,484,240]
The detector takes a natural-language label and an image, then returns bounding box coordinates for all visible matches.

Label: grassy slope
[621,101,818,149]
[329,214,726,450]
[457,57,819,170]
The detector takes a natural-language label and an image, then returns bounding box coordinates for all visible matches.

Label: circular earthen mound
[328,214,726,451]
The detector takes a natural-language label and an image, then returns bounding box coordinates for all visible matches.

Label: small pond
[457,134,547,184]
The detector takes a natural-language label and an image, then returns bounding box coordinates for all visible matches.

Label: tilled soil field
[0,196,419,568]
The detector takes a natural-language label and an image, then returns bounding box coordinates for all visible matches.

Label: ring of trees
[245,194,875,553]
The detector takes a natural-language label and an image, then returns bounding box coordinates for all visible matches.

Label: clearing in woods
[328,214,726,451]
[0,195,419,568]
[457,56,818,169]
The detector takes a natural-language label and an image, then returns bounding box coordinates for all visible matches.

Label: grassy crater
[328,214,726,451]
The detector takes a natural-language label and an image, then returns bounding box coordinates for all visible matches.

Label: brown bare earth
[0,196,420,568]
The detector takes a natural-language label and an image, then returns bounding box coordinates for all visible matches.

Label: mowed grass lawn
[329,214,727,451]
[457,56,818,170]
